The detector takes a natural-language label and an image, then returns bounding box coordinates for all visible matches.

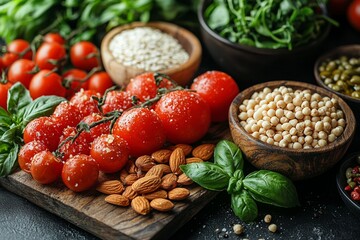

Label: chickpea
[262,121,271,130]
[302,107,311,116]
[274,133,282,142]
[244,124,252,132]
[270,116,279,126]
[293,142,302,149]
[266,138,275,145]
[252,132,260,138]
[328,133,336,143]
[298,136,305,144]
[289,119,298,127]
[276,100,286,109]
[314,121,324,131]
[280,116,289,124]
[247,109,254,117]
[318,139,327,147]
[318,131,328,140]
[301,101,310,108]
[275,109,284,118]
[251,124,260,132]
[239,112,248,121]
[266,129,275,138]
[338,118,346,127]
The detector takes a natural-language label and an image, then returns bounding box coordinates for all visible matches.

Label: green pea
[324,78,332,85]
[320,71,331,79]
[350,76,360,84]
[351,91,360,98]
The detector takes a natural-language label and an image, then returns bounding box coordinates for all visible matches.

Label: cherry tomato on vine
[7,59,36,88]
[191,71,239,122]
[24,116,62,151]
[43,32,66,45]
[52,101,82,129]
[81,113,111,140]
[348,0,360,31]
[62,68,88,98]
[90,134,129,173]
[0,82,12,110]
[69,89,101,119]
[113,107,166,157]
[126,72,174,102]
[18,141,48,174]
[88,71,114,95]
[29,70,66,99]
[70,41,99,71]
[101,90,133,114]
[2,39,32,68]
[35,42,66,70]
[62,154,99,192]
[30,150,63,184]
[154,91,211,144]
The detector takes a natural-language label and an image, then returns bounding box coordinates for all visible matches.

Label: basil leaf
[214,140,243,176]
[243,170,300,208]
[22,96,66,126]
[0,124,22,144]
[227,169,244,194]
[180,162,230,191]
[0,107,12,135]
[7,83,32,120]
[0,141,19,177]
[231,190,258,222]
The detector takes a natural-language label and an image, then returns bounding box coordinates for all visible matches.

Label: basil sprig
[0,83,65,177]
[180,140,300,222]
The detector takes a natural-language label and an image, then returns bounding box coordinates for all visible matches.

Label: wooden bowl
[229,80,356,180]
[101,21,202,87]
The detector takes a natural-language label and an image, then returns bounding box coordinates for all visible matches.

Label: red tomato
[101,90,133,114]
[35,42,66,70]
[348,0,360,31]
[52,101,82,129]
[58,126,93,161]
[30,150,63,184]
[0,82,12,110]
[126,72,174,102]
[29,70,66,99]
[88,71,114,95]
[70,41,99,71]
[23,117,62,151]
[43,32,66,45]
[62,154,99,192]
[154,91,211,144]
[191,71,239,122]
[113,108,166,157]
[62,68,88,98]
[7,59,36,88]
[81,113,111,140]
[18,141,48,174]
[2,39,32,68]
[90,134,129,173]
[69,89,100,119]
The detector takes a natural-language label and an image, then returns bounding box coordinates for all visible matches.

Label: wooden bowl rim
[229,80,356,154]
[314,44,360,104]
[101,21,202,76]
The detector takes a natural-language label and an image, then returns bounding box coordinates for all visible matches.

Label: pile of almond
[96,143,215,215]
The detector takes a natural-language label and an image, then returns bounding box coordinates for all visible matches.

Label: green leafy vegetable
[214,139,243,176]
[231,190,258,222]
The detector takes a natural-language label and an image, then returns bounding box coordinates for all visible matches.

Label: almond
[122,186,138,200]
[168,187,190,200]
[131,196,151,215]
[157,164,172,174]
[169,144,193,156]
[126,160,138,174]
[186,157,204,164]
[105,194,130,207]
[161,173,178,190]
[192,144,215,161]
[119,169,129,185]
[135,155,155,172]
[145,165,164,178]
[143,189,168,200]
[150,198,174,212]
[177,173,193,185]
[124,173,139,186]
[96,180,125,194]
[132,175,161,194]
[151,149,172,163]
[169,148,186,175]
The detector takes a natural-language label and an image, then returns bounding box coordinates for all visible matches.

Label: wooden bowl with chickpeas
[229,80,356,180]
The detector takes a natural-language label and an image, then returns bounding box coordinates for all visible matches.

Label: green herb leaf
[231,190,258,222]
[0,141,19,177]
[227,169,244,194]
[214,140,243,176]
[207,2,230,29]
[0,107,12,135]
[0,124,22,144]
[180,162,230,191]
[243,170,300,207]
[7,83,32,121]
[22,96,66,126]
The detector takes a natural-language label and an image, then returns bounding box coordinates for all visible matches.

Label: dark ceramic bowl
[198,0,331,89]
[336,152,360,216]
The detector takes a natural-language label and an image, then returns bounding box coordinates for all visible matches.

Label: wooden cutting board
[0,123,231,240]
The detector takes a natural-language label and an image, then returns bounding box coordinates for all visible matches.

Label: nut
[169,144,193,156]
[161,173,178,190]
[156,164,172,174]
[124,173,139,186]
[192,144,215,161]
[96,180,125,194]
[151,149,172,163]
[135,155,155,172]
[131,196,151,215]
[122,186,138,200]
[168,187,190,200]
[145,165,164,178]
[119,169,129,185]
[186,157,203,164]
[150,198,174,212]
[132,175,161,194]
[177,173,193,185]
[143,189,168,200]
[105,194,130,207]
[126,160,138,174]
[169,148,186,175]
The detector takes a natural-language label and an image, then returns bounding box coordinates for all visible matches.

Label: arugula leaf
[7,83,32,121]
[231,190,258,222]
[214,140,243,176]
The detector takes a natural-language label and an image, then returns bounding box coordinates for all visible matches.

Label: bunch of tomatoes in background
[0,32,114,110]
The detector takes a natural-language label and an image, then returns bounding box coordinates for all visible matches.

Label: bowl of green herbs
[198,0,335,88]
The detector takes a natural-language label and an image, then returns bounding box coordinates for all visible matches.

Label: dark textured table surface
[1,18,360,240]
